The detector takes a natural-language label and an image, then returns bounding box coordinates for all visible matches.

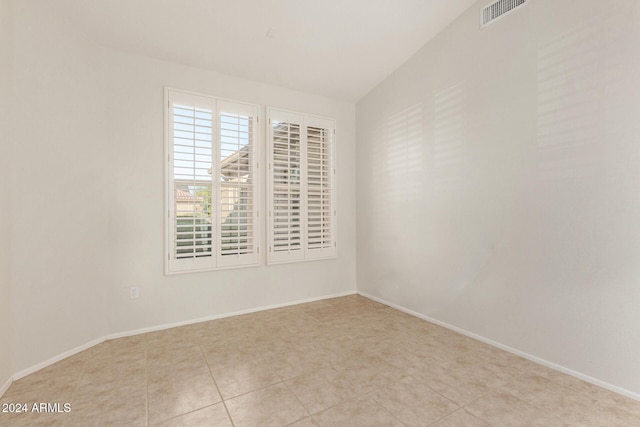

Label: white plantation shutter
[305,116,336,259]
[166,89,259,274]
[217,101,259,268]
[267,108,336,264]
[168,91,215,273]
[268,110,304,263]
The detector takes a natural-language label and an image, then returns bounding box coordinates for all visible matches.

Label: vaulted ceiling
[44,0,477,101]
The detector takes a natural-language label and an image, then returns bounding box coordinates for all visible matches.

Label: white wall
[104,50,356,334]
[8,1,111,373]
[0,0,13,389]
[357,0,640,396]
[5,0,356,375]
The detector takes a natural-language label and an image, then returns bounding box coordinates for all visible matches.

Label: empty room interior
[2,0,640,425]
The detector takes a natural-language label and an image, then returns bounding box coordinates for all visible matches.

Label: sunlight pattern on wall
[386,105,424,202]
[370,104,423,246]
[433,84,465,192]
[536,10,627,182]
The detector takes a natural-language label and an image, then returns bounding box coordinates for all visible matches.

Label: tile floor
[1,295,640,426]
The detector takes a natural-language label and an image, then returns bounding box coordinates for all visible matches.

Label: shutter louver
[272,120,303,259]
[169,93,215,272]
[268,108,336,264]
[306,125,333,254]
[219,113,253,256]
[166,89,259,274]
[217,102,259,268]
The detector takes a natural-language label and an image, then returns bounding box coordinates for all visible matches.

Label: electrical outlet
[130,287,139,299]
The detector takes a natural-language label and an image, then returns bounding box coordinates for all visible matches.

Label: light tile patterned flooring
[1,295,640,426]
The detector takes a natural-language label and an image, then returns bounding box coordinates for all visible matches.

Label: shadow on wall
[531,2,639,285]
[433,83,466,193]
[370,103,424,253]
[367,85,476,305]
[536,10,628,183]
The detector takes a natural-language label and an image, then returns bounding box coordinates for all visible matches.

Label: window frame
[266,107,337,265]
[164,87,261,275]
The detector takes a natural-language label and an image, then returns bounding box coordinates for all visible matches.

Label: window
[165,89,259,274]
[267,108,336,264]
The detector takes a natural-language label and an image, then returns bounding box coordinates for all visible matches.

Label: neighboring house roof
[175,188,204,203]
[207,146,251,180]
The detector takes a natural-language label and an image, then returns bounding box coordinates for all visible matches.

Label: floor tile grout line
[212,356,363,421]
[147,403,220,427]
[200,342,236,427]
[424,408,461,427]
[366,390,410,426]
[306,390,377,419]
[375,373,464,424]
[528,368,613,404]
[203,351,285,401]
[144,342,149,427]
[406,370,463,409]
[280,376,312,419]
[5,295,637,426]
[499,388,578,425]
[220,378,287,402]
[63,351,90,427]
[460,391,523,427]
[425,407,495,427]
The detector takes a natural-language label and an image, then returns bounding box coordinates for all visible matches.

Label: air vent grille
[481,0,527,27]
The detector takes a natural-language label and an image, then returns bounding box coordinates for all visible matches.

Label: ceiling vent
[481,0,528,28]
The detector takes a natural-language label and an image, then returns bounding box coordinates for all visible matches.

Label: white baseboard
[12,336,105,382]
[358,290,640,402]
[0,375,11,398]
[3,289,357,395]
[108,290,356,339]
